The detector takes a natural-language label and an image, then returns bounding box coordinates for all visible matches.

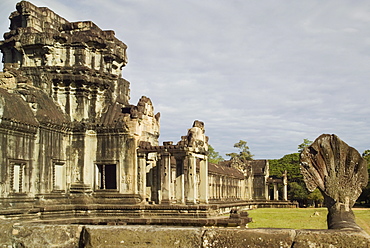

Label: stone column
[245,176,251,200]
[217,177,220,199]
[283,171,288,201]
[64,85,71,116]
[175,157,185,204]
[69,130,94,194]
[265,182,270,200]
[137,152,147,202]
[240,178,246,200]
[199,157,208,204]
[273,183,279,200]
[161,152,172,204]
[283,183,288,201]
[83,130,97,188]
[221,176,225,200]
[220,177,223,200]
[186,153,197,204]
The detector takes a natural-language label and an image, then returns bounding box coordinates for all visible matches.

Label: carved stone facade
[138,120,209,205]
[0,2,290,221]
[0,1,159,207]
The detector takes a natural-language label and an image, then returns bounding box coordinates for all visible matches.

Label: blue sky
[1,0,370,159]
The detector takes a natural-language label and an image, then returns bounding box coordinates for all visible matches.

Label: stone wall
[0,223,369,247]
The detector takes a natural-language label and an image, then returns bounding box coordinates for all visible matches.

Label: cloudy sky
[1,0,370,159]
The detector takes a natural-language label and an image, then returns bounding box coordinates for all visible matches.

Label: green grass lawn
[247,207,370,234]
[353,209,370,234]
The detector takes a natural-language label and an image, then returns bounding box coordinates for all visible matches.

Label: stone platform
[0,201,296,227]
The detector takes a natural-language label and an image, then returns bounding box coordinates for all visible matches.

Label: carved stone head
[300,134,368,230]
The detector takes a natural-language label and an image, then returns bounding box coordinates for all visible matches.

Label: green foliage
[269,152,308,206]
[288,182,309,203]
[363,149,370,157]
[208,145,224,164]
[269,153,302,183]
[297,138,313,153]
[307,189,324,207]
[226,140,254,161]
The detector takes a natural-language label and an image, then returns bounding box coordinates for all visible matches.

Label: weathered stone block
[293,229,370,248]
[0,221,15,247]
[202,228,295,248]
[11,224,83,248]
[81,225,202,248]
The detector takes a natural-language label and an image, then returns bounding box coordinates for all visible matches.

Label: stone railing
[1,223,369,247]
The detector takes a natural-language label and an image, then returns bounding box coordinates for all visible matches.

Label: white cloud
[1,0,370,159]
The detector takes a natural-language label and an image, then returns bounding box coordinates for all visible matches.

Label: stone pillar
[273,183,279,200]
[175,157,185,204]
[283,183,288,201]
[83,130,97,188]
[69,130,94,194]
[240,178,246,200]
[217,177,220,199]
[161,152,172,204]
[199,157,208,204]
[283,171,288,201]
[221,176,225,200]
[245,176,250,200]
[120,137,136,194]
[186,153,197,204]
[220,177,223,200]
[265,182,270,200]
[137,152,147,202]
[153,160,161,204]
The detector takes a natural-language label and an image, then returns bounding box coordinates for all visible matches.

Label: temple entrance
[96,164,117,190]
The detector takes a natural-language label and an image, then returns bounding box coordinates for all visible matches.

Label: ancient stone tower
[0,1,160,206]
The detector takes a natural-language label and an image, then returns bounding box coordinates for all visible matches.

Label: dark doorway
[97,164,117,190]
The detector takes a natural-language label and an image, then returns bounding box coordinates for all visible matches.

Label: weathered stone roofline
[0,83,71,132]
[138,140,207,155]
[4,1,125,50]
[0,1,136,125]
[9,1,68,32]
[208,162,245,179]
[1,0,128,84]
[247,159,269,175]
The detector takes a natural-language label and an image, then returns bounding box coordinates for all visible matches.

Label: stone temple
[0,1,291,224]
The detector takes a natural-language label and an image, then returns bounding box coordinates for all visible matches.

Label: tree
[269,153,311,205]
[268,138,314,207]
[307,189,324,208]
[288,182,309,207]
[226,140,254,161]
[298,138,313,153]
[208,145,224,164]
[269,153,302,183]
